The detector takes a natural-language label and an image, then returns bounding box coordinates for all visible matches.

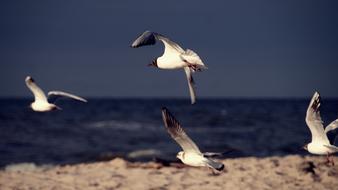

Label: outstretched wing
[325,119,338,145]
[305,92,330,144]
[131,30,184,54]
[161,107,201,154]
[25,76,48,102]
[184,67,196,104]
[203,149,235,158]
[48,91,87,103]
[131,30,157,48]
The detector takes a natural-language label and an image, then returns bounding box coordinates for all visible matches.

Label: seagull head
[147,59,158,67]
[176,151,184,160]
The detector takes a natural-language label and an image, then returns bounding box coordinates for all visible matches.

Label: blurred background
[0,0,338,167]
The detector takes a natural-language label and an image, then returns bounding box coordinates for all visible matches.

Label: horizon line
[1,95,338,100]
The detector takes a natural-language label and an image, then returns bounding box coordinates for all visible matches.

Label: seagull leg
[329,154,335,166]
[325,153,334,166]
[187,64,196,71]
[186,63,201,72]
[207,167,221,176]
[326,153,330,165]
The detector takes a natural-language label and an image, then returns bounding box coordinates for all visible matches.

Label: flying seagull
[131,31,207,104]
[161,107,224,172]
[25,76,87,112]
[303,91,338,165]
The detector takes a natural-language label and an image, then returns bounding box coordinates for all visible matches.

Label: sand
[0,155,337,190]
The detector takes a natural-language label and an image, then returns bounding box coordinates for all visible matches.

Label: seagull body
[161,107,224,172]
[31,100,59,112]
[131,31,207,104]
[307,143,337,155]
[25,76,87,112]
[304,92,338,164]
[176,151,222,170]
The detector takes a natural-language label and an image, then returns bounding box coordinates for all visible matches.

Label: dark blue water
[0,98,337,167]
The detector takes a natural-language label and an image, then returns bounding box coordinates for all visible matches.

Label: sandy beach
[0,155,337,190]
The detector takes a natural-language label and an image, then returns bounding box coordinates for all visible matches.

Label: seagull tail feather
[206,159,224,171]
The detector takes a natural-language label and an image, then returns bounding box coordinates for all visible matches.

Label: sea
[1,98,338,168]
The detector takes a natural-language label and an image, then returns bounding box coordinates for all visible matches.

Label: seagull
[303,91,338,165]
[25,76,87,112]
[161,107,224,172]
[131,31,207,104]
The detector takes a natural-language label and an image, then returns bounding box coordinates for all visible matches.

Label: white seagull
[131,31,207,104]
[161,107,224,172]
[25,76,87,112]
[303,91,338,165]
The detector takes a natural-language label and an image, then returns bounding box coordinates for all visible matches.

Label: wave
[4,163,54,172]
[85,120,159,131]
[127,149,163,159]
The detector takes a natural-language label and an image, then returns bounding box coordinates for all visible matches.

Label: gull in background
[161,107,224,172]
[131,31,207,104]
[303,91,338,165]
[25,76,87,112]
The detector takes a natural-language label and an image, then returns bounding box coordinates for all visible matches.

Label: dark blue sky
[1,0,338,98]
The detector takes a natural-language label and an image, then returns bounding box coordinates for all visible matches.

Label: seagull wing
[325,119,338,145]
[131,30,157,48]
[47,91,87,103]
[323,144,338,152]
[180,49,207,69]
[203,149,235,158]
[131,30,184,54]
[305,92,330,144]
[25,76,48,102]
[156,34,185,54]
[184,67,196,104]
[161,107,201,154]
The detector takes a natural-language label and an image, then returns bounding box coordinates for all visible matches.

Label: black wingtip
[161,107,179,130]
[216,164,225,171]
[25,76,34,82]
[312,91,321,103]
[161,107,171,120]
[161,107,168,112]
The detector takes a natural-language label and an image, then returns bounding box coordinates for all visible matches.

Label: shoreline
[1,155,337,190]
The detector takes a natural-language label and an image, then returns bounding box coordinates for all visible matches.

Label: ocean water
[0,98,337,168]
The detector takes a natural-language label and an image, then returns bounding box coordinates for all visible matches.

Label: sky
[0,0,338,98]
